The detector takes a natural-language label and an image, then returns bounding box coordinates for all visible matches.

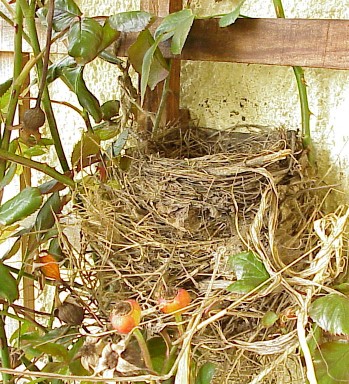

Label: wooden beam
[120,18,349,70]
[2,18,349,69]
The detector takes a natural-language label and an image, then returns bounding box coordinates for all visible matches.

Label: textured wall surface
[183,0,349,209]
[5,0,344,208]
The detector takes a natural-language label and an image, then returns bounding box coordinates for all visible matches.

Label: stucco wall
[184,0,349,210]
[64,0,349,210]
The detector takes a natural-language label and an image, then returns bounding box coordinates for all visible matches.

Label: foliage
[0,1,245,382]
[227,250,270,293]
[0,0,318,382]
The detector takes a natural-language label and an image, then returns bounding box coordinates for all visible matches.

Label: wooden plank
[2,18,349,69]
[120,18,349,70]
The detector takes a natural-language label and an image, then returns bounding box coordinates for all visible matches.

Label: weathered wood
[140,0,182,128]
[121,18,349,70]
[2,18,349,69]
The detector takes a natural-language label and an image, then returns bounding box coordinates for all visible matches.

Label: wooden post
[139,0,183,130]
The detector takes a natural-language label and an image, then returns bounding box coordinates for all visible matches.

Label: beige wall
[5,0,342,209]
[76,0,349,209]
[184,0,349,210]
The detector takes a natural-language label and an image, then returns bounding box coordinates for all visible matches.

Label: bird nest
[65,126,348,383]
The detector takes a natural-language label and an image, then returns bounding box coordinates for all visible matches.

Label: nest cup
[70,125,345,382]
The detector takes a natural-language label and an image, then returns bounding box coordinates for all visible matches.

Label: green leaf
[0,237,21,261]
[38,179,67,195]
[155,9,191,40]
[112,129,129,157]
[52,0,82,31]
[0,187,42,226]
[0,262,19,303]
[219,0,246,27]
[68,18,104,65]
[109,11,153,32]
[23,147,47,157]
[101,100,120,121]
[71,131,100,167]
[0,163,17,191]
[63,67,102,123]
[128,29,169,102]
[155,9,194,54]
[69,358,91,376]
[99,19,121,53]
[34,192,62,241]
[227,250,269,294]
[141,38,163,104]
[98,50,123,65]
[48,237,64,261]
[314,341,349,384]
[0,88,10,114]
[94,121,121,141]
[333,283,349,294]
[171,13,194,54]
[47,56,77,84]
[35,342,69,362]
[309,293,349,335]
[0,78,12,98]
[195,362,216,384]
[147,337,167,373]
[261,311,278,327]
[307,324,323,356]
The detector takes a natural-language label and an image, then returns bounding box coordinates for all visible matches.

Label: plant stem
[133,328,155,375]
[174,313,184,336]
[0,2,25,182]
[0,148,75,188]
[271,0,314,163]
[17,0,69,172]
[0,316,12,383]
[35,0,54,108]
[152,61,172,137]
[161,345,178,375]
[293,66,314,163]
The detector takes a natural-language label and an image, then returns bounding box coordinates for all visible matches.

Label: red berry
[158,288,191,314]
[110,299,141,334]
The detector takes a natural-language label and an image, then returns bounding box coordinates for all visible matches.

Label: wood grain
[2,18,349,69]
[121,18,349,70]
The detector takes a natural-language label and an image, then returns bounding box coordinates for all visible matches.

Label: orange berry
[38,251,61,281]
[110,299,141,334]
[158,288,191,314]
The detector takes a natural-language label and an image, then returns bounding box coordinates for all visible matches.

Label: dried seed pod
[55,296,84,325]
[80,337,106,372]
[22,106,45,132]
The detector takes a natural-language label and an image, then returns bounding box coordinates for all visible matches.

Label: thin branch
[0,148,75,188]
